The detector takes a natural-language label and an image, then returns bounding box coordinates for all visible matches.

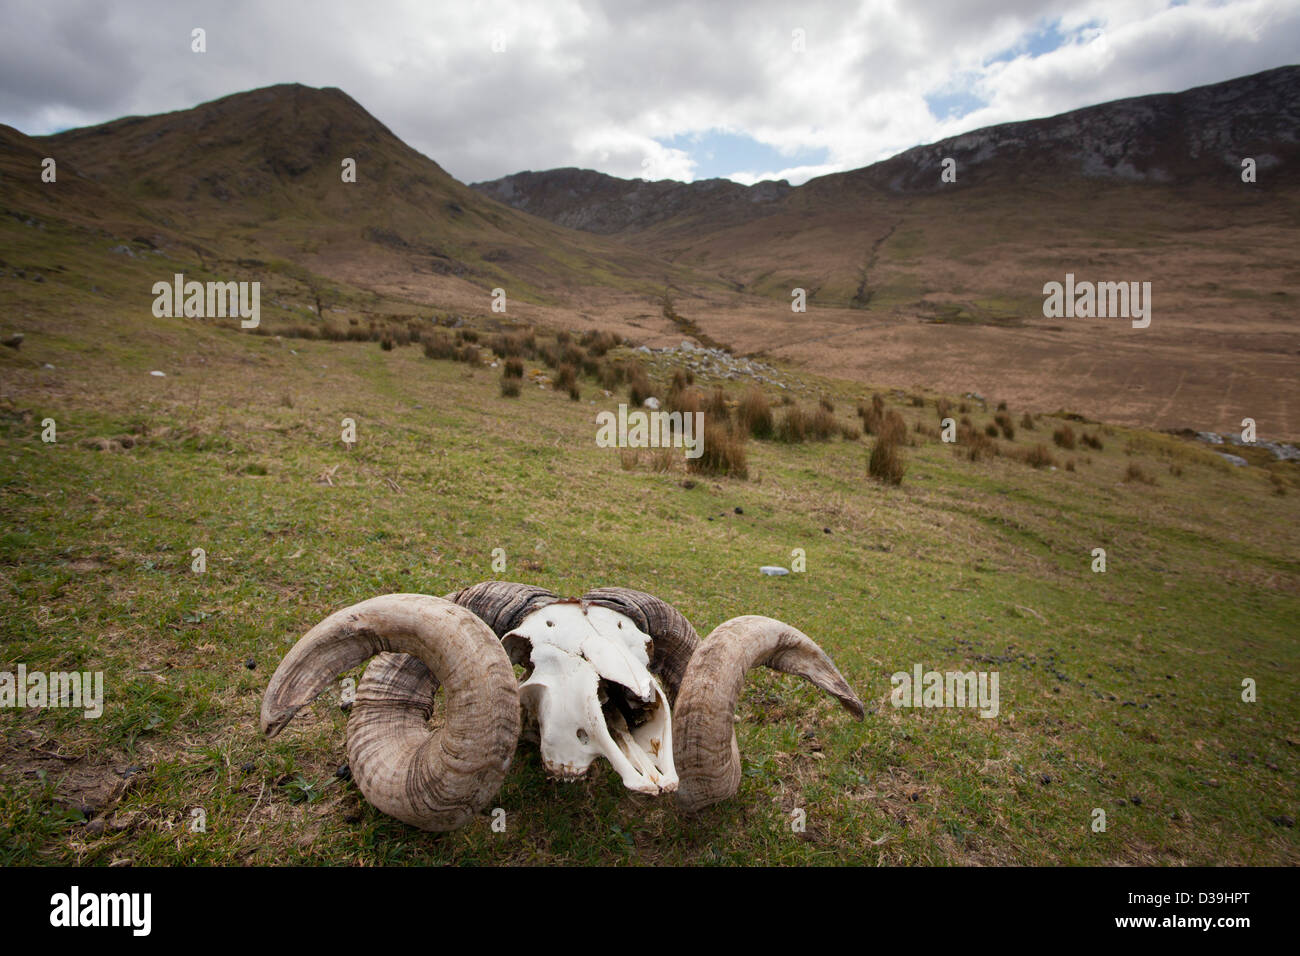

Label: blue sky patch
[924,87,989,121]
[988,18,1072,64]
[655,129,828,181]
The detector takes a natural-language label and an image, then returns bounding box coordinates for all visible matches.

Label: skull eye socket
[575,728,589,744]
[546,620,554,627]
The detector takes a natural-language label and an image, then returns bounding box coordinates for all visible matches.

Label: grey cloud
[1,0,1295,185]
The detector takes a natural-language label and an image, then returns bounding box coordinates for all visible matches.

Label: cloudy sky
[1,0,1296,186]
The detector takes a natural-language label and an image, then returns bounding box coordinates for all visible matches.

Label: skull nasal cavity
[576,728,589,744]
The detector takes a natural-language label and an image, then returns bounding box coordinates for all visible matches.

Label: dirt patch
[2,728,146,815]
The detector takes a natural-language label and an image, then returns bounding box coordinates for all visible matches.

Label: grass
[0,266,1298,866]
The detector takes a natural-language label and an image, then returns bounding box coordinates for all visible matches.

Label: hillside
[472,167,792,236]
[4,84,708,315]
[3,71,1298,438]
[475,67,1300,439]
[0,249,1297,865]
[1,66,1297,867]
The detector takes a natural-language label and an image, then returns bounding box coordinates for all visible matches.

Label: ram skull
[261,582,863,830]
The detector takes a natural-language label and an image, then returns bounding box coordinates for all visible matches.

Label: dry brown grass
[422,330,457,360]
[995,412,1016,441]
[868,433,906,485]
[957,423,1000,462]
[626,363,653,407]
[688,421,748,480]
[707,387,731,423]
[738,388,774,439]
[1124,462,1159,485]
[777,406,810,442]
[1023,444,1056,469]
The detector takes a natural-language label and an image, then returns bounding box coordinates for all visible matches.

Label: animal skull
[505,601,676,794]
[261,582,863,830]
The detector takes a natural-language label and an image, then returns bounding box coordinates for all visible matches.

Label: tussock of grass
[1124,461,1159,485]
[868,433,906,485]
[738,388,773,440]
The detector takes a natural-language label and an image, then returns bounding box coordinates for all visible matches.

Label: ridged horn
[580,587,701,702]
[260,593,520,831]
[447,581,560,635]
[342,581,558,827]
[673,615,864,812]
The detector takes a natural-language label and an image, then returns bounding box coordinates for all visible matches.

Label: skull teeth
[511,602,678,796]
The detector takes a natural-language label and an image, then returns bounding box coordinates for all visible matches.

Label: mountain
[475,67,1300,438]
[2,72,1297,437]
[475,66,1299,237]
[472,167,792,236]
[2,84,699,311]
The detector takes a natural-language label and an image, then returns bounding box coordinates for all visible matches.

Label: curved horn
[342,581,558,825]
[447,580,560,635]
[261,593,520,831]
[580,587,700,702]
[673,615,864,813]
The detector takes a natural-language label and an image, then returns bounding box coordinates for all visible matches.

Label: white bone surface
[509,602,677,794]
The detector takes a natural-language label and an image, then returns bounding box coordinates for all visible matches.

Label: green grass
[1,262,1297,866]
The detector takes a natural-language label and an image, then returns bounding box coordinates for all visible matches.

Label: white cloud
[0,0,1295,186]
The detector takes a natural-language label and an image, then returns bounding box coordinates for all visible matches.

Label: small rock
[336,764,352,780]
[643,396,660,410]
[1130,795,1143,806]
[85,818,106,836]
[240,761,256,774]
[1270,815,1295,828]
[1039,774,1051,785]
[823,527,831,534]
[760,566,790,576]
[734,506,744,515]
[244,657,256,670]
[149,370,166,377]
